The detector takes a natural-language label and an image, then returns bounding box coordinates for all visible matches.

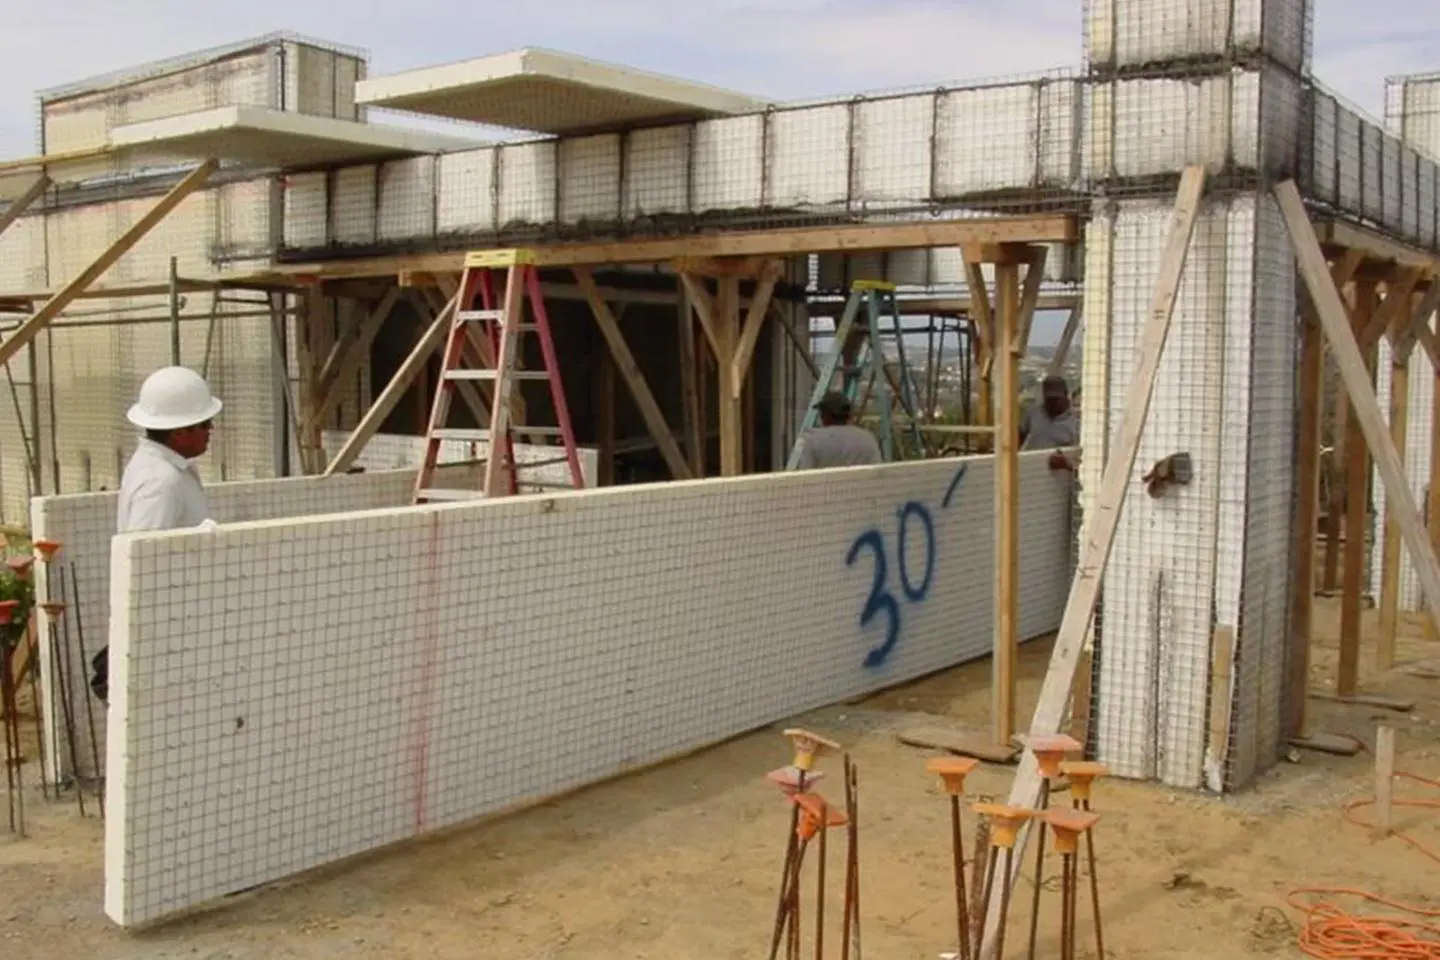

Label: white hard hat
[126,366,223,431]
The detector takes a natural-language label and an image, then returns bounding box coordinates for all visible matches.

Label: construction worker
[90,366,222,705]
[1020,374,1078,470]
[794,390,883,469]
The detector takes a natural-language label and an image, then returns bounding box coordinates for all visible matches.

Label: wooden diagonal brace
[0,160,217,368]
[980,165,1208,960]
[1278,179,1440,636]
[679,273,722,357]
[1014,247,1050,356]
[575,267,692,480]
[730,259,784,393]
[0,174,48,243]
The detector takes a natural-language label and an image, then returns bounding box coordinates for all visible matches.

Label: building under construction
[2,0,1440,941]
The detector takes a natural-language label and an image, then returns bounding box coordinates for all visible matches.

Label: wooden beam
[982,167,1206,960]
[679,273,722,357]
[314,285,401,415]
[1015,247,1049,357]
[677,279,703,476]
[324,291,457,476]
[0,159,216,368]
[669,256,773,278]
[731,259,783,392]
[1287,295,1324,739]
[807,292,1081,318]
[1318,218,1440,273]
[1358,269,1422,352]
[717,277,743,475]
[1047,302,1083,378]
[993,259,1021,746]
[574,268,692,481]
[964,258,995,446]
[1378,327,1414,670]
[1280,179,1440,643]
[1339,277,1376,697]
[1320,258,1367,594]
[0,174,48,243]
[260,216,1081,282]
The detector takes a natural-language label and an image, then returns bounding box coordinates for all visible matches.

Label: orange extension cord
[1286,769,1440,959]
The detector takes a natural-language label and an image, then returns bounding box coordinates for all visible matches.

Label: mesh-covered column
[1079,0,1308,791]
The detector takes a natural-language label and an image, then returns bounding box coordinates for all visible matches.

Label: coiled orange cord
[1287,770,1440,959]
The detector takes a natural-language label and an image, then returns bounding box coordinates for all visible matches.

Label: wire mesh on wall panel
[1082,0,1313,76]
[283,69,1088,259]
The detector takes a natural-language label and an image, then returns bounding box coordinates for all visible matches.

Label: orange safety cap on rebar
[926,756,980,796]
[37,601,64,622]
[33,539,61,562]
[782,728,840,772]
[790,791,849,841]
[1025,733,1082,779]
[6,556,34,580]
[1058,761,1109,803]
[1043,807,1099,856]
[971,803,1039,848]
[766,765,826,795]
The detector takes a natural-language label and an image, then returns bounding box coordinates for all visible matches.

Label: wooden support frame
[574,267,692,481]
[980,167,1207,960]
[0,174,48,243]
[0,160,217,368]
[308,285,401,432]
[1278,180,1440,654]
[1046,302,1083,378]
[993,256,1022,746]
[1339,277,1377,697]
[1377,305,1419,670]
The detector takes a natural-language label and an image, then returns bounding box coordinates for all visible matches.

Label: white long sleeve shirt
[116,438,211,533]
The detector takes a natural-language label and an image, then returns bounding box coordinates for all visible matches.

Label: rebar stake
[841,754,862,960]
[1043,808,1100,960]
[38,599,83,818]
[1022,734,1081,960]
[926,756,980,960]
[972,803,1037,960]
[768,729,839,960]
[1060,760,1109,959]
[0,599,23,835]
[788,792,848,960]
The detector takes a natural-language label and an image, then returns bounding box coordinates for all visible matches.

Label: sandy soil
[2,597,1438,960]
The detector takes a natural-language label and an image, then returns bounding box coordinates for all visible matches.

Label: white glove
[196,518,219,532]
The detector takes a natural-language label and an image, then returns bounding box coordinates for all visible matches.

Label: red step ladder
[412,248,585,504]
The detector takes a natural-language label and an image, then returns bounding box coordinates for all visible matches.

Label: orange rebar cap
[1043,807,1100,856]
[33,539,61,562]
[971,803,1038,848]
[782,728,840,773]
[790,791,848,841]
[766,765,826,795]
[1025,733,1083,779]
[1058,761,1109,803]
[926,756,980,796]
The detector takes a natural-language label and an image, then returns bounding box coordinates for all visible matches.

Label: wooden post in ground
[1374,725,1396,839]
[1338,276,1378,697]
[978,167,1207,960]
[965,258,995,453]
[1288,297,1325,739]
[994,256,1021,746]
[717,277,743,475]
[1378,311,1417,670]
[677,279,702,475]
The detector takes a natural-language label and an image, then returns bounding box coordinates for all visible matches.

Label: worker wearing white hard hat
[90,366,222,705]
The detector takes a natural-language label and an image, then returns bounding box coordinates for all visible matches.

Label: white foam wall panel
[1338,107,1363,214]
[319,430,599,490]
[935,85,1037,195]
[854,97,932,203]
[1084,0,1309,74]
[282,171,329,248]
[814,241,1080,289]
[32,463,480,784]
[1362,124,1384,223]
[1403,148,1421,241]
[435,148,496,235]
[623,126,690,218]
[377,156,437,241]
[498,142,558,227]
[558,134,622,224]
[693,115,765,212]
[1382,134,1402,234]
[767,105,850,208]
[1395,76,1440,159]
[104,454,1074,926]
[1309,92,1338,205]
[331,165,377,246]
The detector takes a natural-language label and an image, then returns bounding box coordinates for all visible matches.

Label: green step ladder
[787,280,926,469]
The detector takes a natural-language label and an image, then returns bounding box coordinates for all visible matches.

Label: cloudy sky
[1,0,1436,156]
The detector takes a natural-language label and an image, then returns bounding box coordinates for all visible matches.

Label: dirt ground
[2,597,1438,960]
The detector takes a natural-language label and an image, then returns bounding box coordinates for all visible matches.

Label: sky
[2,0,1437,345]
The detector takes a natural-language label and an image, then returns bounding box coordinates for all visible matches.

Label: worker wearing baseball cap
[90,366,222,705]
[793,390,883,470]
[1020,374,1078,470]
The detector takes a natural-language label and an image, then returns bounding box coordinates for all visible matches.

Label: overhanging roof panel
[106,106,482,168]
[355,48,770,135]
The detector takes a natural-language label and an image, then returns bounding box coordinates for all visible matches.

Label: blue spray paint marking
[847,462,970,668]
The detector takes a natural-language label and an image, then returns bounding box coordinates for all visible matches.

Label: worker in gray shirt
[795,391,883,469]
[1021,374,1079,470]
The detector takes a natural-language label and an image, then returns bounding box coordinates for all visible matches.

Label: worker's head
[815,391,853,427]
[127,366,223,460]
[1041,375,1070,418]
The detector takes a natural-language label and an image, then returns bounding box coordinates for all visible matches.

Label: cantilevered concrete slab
[354,47,770,135]
[107,106,482,168]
